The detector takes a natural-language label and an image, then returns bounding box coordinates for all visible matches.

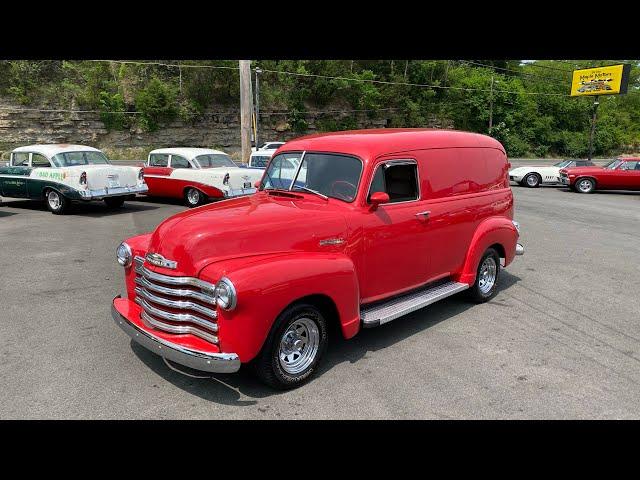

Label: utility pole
[254,67,262,151]
[588,96,600,162]
[239,60,253,165]
[488,75,494,134]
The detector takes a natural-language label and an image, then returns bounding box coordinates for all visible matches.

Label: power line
[461,60,568,84]
[260,68,570,96]
[88,60,239,70]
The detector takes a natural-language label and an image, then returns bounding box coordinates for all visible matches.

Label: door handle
[415,210,431,218]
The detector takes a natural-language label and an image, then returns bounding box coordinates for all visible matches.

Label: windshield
[51,151,110,167]
[603,159,623,169]
[261,151,363,202]
[194,154,236,168]
[251,155,271,168]
[553,160,573,168]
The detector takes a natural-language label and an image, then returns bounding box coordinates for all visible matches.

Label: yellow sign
[571,64,631,97]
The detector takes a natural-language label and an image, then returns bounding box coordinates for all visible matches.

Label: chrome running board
[360,280,470,328]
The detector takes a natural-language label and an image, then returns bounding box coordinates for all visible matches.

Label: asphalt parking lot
[1,161,639,419]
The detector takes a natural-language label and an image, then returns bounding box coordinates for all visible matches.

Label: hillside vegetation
[1,60,639,157]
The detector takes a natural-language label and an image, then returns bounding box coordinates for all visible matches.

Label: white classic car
[248,141,285,169]
[0,144,147,214]
[143,148,264,207]
[509,159,595,187]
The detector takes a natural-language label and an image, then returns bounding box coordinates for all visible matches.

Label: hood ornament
[146,252,178,269]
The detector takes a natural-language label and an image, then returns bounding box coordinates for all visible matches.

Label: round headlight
[116,242,132,268]
[215,277,237,310]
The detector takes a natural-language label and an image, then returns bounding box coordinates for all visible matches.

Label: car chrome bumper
[515,243,525,255]
[223,187,257,198]
[111,296,240,374]
[79,184,149,200]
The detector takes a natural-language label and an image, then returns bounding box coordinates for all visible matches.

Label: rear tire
[253,303,328,390]
[45,189,68,215]
[185,188,205,208]
[468,248,501,303]
[575,177,595,194]
[522,173,541,188]
[104,197,125,209]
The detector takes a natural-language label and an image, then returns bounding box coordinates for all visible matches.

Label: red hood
[560,166,603,175]
[147,192,349,276]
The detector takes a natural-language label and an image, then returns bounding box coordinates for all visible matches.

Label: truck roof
[280,129,506,160]
[12,144,102,158]
[149,148,228,159]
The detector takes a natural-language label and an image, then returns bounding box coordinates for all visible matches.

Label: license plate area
[243,182,252,188]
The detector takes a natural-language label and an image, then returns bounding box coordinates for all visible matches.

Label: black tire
[184,187,205,208]
[104,197,125,209]
[253,303,328,390]
[575,177,595,194]
[522,173,541,188]
[44,189,68,215]
[468,248,501,303]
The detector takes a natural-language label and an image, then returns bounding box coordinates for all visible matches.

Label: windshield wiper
[293,186,328,200]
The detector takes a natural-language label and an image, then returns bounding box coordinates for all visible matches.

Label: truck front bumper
[79,184,149,200]
[111,296,240,374]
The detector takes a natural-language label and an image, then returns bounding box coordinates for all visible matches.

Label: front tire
[468,248,501,303]
[522,173,541,188]
[104,197,125,209]
[45,189,68,215]
[184,187,205,208]
[575,177,595,194]
[253,303,328,390]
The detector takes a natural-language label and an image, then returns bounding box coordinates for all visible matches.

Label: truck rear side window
[368,162,419,203]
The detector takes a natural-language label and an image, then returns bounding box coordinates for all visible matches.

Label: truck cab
[112,129,523,389]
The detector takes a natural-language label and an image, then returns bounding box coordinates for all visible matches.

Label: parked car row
[509,157,640,193]
[0,144,272,213]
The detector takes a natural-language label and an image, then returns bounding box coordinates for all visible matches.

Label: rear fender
[200,252,360,363]
[454,217,518,285]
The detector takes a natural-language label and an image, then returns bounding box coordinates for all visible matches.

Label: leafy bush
[99,91,129,130]
[134,78,178,131]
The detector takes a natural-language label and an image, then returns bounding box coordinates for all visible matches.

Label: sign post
[570,64,631,161]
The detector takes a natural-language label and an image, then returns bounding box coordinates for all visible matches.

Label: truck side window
[171,155,190,169]
[149,154,169,167]
[369,162,419,203]
[32,153,50,167]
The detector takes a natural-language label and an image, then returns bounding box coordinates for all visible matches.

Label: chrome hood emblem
[145,252,178,269]
[241,174,250,181]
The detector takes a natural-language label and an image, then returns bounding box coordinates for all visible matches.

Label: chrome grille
[133,256,218,344]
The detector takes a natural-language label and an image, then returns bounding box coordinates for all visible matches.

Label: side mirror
[369,191,390,210]
[254,180,261,189]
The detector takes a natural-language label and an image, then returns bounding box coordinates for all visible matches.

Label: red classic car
[112,129,524,389]
[560,156,640,193]
[143,148,262,207]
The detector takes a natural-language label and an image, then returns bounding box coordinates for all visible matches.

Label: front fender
[454,217,518,285]
[200,252,360,363]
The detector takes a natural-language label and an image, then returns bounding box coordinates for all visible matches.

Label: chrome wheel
[478,256,497,295]
[525,174,539,187]
[278,317,320,375]
[187,188,200,206]
[577,179,593,193]
[47,190,61,210]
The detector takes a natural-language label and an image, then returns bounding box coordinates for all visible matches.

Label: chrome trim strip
[141,311,218,344]
[135,286,218,320]
[111,298,239,374]
[134,256,215,290]
[134,276,216,305]
[135,297,218,332]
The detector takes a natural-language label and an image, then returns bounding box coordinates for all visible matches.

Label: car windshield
[260,151,363,202]
[51,151,110,167]
[603,159,623,169]
[553,160,573,168]
[194,154,236,168]
[251,155,271,168]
